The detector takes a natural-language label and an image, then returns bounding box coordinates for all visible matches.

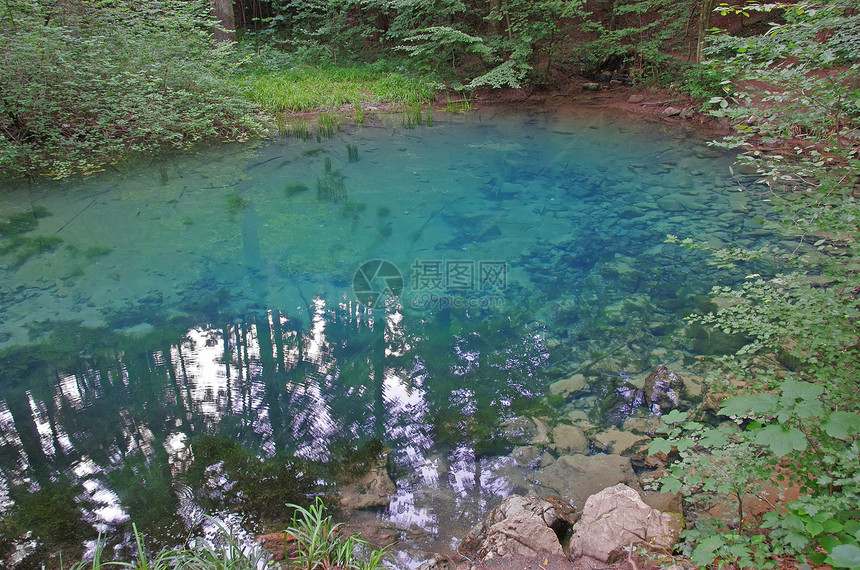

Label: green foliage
[285,498,388,570]
[679,64,733,102]
[239,62,437,113]
[651,6,860,567]
[580,0,698,80]
[650,379,860,567]
[77,518,273,569]
[398,26,489,74]
[0,0,264,178]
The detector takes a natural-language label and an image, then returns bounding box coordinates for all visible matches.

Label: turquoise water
[0,108,772,566]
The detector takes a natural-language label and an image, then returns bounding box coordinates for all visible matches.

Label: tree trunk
[696,0,716,63]
[211,0,237,43]
[488,0,502,35]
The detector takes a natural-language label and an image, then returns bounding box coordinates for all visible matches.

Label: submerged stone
[643,364,685,413]
[528,453,641,509]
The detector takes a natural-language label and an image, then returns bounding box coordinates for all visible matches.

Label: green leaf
[780,380,824,403]
[691,535,726,566]
[660,476,683,495]
[830,544,860,568]
[806,521,824,536]
[754,424,807,456]
[649,438,673,455]
[662,409,689,425]
[700,428,730,448]
[822,412,860,440]
[719,394,778,417]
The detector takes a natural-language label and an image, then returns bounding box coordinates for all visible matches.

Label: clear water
[0,107,773,566]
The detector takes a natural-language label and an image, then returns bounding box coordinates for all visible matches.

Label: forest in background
[1,1,858,568]
[1,0,768,178]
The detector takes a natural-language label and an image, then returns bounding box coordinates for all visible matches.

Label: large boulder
[528,453,642,509]
[460,495,568,564]
[569,484,683,563]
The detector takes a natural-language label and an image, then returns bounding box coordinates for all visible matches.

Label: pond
[0,107,773,567]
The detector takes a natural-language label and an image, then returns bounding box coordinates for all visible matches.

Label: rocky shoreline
[256,362,722,569]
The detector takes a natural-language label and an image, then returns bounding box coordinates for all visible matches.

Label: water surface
[0,107,772,566]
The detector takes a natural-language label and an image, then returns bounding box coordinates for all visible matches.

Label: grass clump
[239,63,437,113]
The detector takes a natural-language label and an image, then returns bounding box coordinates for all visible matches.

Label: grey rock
[661,106,682,117]
[582,82,600,91]
[460,495,566,563]
[569,483,683,563]
[529,453,641,509]
[628,94,645,103]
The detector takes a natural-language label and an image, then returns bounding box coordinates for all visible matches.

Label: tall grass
[239,64,438,113]
[63,504,387,569]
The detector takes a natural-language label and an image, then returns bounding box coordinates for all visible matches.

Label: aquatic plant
[376,221,393,239]
[352,100,365,125]
[445,92,473,113]
[317,165,347,203]
[376,206,390,218]
[339,201,367,219]
[286,117,311,141]
[0,234,64,266]
[187,436,322,520]
[0,206,52,237]
[285,498,388,570]
[316,113,340,139]
[285,182,310,197]
[347,144,359,163]
[402,103,424,128]
[226,193,250,217]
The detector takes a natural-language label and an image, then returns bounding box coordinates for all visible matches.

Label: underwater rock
[642,365,685,413]
[622,416,665,434]
[592,427,649,455]
[628,94,645,103]
[592,374,647,426]
[530,417,552,446]
[676,195,708,210]
[569,484,682,563]
[459,494,567,563]
[582,82,600,91]
[656,196,686,212]
[551,424,588,454]
[528,453,641,509]
[510,446,542,468]
[728,192,751,212]
[549,374,587,398]
[339,457,396,510]
[638,468,683,513]
[500,416,539,444]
